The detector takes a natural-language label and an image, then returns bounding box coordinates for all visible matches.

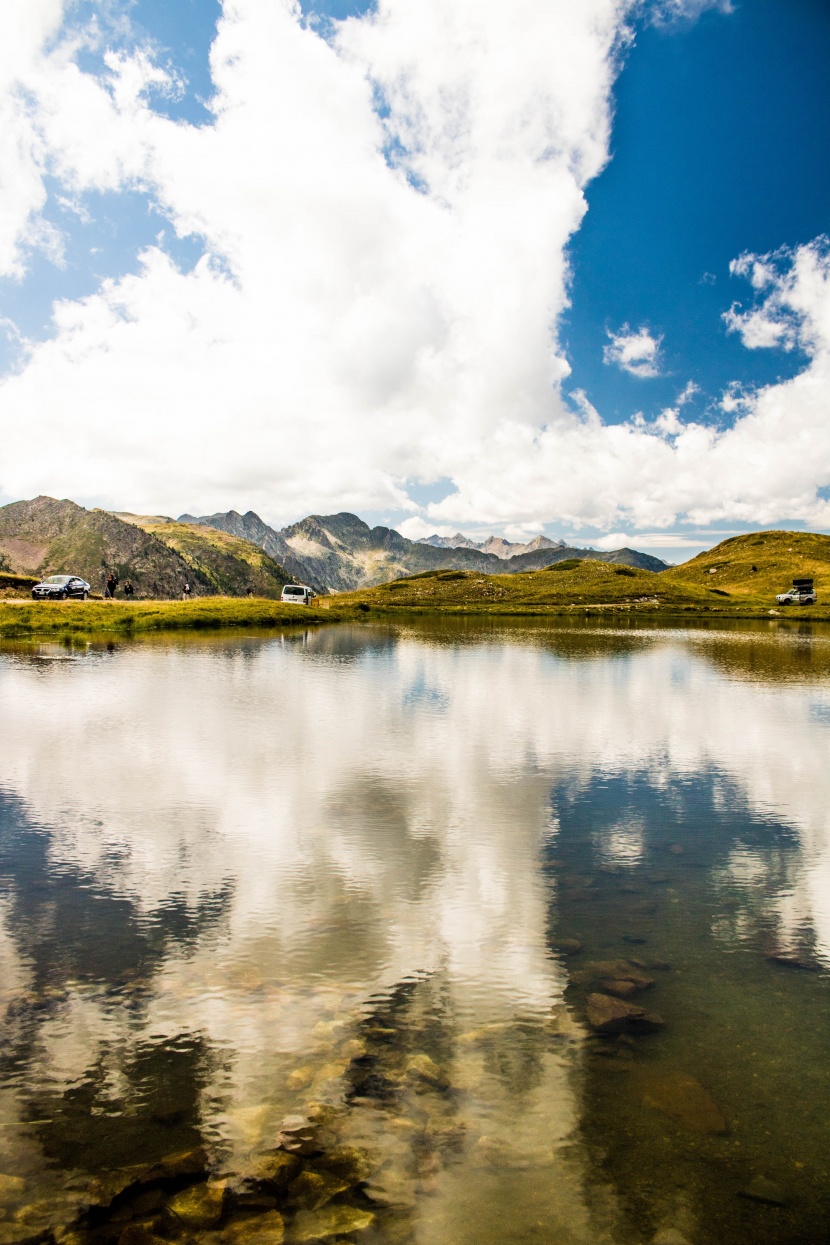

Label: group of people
[103,571,134,598]
[102,569,192,600]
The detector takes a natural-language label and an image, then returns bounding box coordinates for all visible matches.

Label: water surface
[0,619,829,1245]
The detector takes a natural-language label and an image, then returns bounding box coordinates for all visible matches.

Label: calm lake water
[0,619,829,1245]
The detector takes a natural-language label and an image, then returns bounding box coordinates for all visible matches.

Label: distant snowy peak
[418,532,565,559]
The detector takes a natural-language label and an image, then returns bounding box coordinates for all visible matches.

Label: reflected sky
[0,621,829,1244]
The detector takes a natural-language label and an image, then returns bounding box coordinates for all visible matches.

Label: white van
[281,584,316,605]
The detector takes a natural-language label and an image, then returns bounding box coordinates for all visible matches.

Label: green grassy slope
[336,560,701,613]
[121,516,291,598]
[660,530,830,602]
[0,597,347,640]
[336,531,830,617]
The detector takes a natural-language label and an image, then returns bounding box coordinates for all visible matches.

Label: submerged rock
[639,1071,727,1135]
[140,1147,210,1185]
[118,1227,168,1245]
[287,1170,349,1210]
[165,1180,226,1229]
[250,1152,303,1190]
[87,1167,148,1208]
[585,993,665,1035]
[598,978,647,999]
[764,950,820,972]
[572,961,655,992]
[470,1136,554,1170]
[222,1210,286,1244]
[0,1176,25,1207]
[738,1175,789,1207]
[555,938,584,955]
[404,1054,449,1091]
[314,1146,377,1185]
[362,1172,418,1209]
[652,1230,693,1245]
[277,1117,319,1157]
[289,1205,374,1241]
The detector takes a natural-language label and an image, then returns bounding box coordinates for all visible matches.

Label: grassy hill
[337,560,699,613]
[659,530,830,602]
[117,515,290,598]
[336,531,830,617]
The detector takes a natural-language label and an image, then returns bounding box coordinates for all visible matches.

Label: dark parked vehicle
[31,575,90,601]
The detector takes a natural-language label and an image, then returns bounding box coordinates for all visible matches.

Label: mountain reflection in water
[0,620,828,1245]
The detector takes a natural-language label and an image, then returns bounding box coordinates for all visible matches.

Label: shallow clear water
[0,619,829,1245]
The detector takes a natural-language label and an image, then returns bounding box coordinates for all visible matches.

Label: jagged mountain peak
[183,508,668,591]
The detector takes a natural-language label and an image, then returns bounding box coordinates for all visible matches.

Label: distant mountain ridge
[181,509,669,592]
[419,532,567,558]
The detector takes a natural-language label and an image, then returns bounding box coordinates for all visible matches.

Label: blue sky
[564,0,830,426]
[1,0,829,561]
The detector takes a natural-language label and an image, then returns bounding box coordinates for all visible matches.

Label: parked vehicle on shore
[31,575,90,601]
[776,577,817,606]
[281,584,316,605]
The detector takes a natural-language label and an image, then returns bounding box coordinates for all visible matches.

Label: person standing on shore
[182,582,191,600]
[105,572,117,598]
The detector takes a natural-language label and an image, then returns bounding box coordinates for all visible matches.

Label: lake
[0,618,829,1245]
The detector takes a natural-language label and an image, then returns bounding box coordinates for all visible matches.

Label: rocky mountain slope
[0,497,289,598]
[183,509,669,593]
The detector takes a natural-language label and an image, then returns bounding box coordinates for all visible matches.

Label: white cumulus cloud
[1,1,829,540]
[603,323,663,378]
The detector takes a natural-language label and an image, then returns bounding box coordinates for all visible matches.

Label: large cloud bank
[0,0,827,532]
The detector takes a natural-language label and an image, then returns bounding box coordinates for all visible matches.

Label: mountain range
[418,532,568,558]
[180,509,669,592]
[0,495,669,598]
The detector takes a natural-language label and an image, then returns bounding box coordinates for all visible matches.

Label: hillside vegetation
[337,530,830,617]
[117,515,290,597]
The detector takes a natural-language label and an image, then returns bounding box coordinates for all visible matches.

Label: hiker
[182,582,191,600]
[123,580,134,598]
[105,572,117,598]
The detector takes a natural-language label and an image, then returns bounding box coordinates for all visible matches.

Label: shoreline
[0,597,353,640]
[2,594,828,641]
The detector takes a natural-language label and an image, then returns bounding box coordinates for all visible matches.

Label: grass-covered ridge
[0,597,349,640]
[335,530,830,618]
[659,529,830,600]
[119,515,290,597]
